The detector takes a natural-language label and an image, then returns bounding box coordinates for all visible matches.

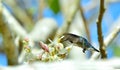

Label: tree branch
[79,4,91,42]
[53,0,79,41]
[90,26,120,60]
[2,4,27,38]
[0,1,18,65]
[38,0,45,20]
[96,0,106,59]
[3,0,34,32]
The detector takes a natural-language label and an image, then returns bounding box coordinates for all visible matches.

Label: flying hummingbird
[58,33,99,53]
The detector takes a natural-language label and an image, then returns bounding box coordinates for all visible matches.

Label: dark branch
[96,0,107,59]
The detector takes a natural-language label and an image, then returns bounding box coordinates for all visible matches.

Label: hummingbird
[58,33,99,53]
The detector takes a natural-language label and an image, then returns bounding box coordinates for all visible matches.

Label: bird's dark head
[58,33,79,43]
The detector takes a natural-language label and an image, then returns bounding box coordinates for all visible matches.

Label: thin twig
[38,0,45,20]
[62,0,79,33]
[79,4,91,42]
[17,0,33,20]
[96,0,106,59]
[53,0,79,41]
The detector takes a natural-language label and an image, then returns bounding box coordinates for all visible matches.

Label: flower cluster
[22,38,72,63]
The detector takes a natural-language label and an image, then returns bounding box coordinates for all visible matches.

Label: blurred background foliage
[47,0,60,14]
[0,0,120,66]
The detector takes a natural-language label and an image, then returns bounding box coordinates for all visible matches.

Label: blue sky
[0,0,120,66]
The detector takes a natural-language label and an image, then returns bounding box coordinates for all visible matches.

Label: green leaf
[47,0,60,14]
[114,46,120,57]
